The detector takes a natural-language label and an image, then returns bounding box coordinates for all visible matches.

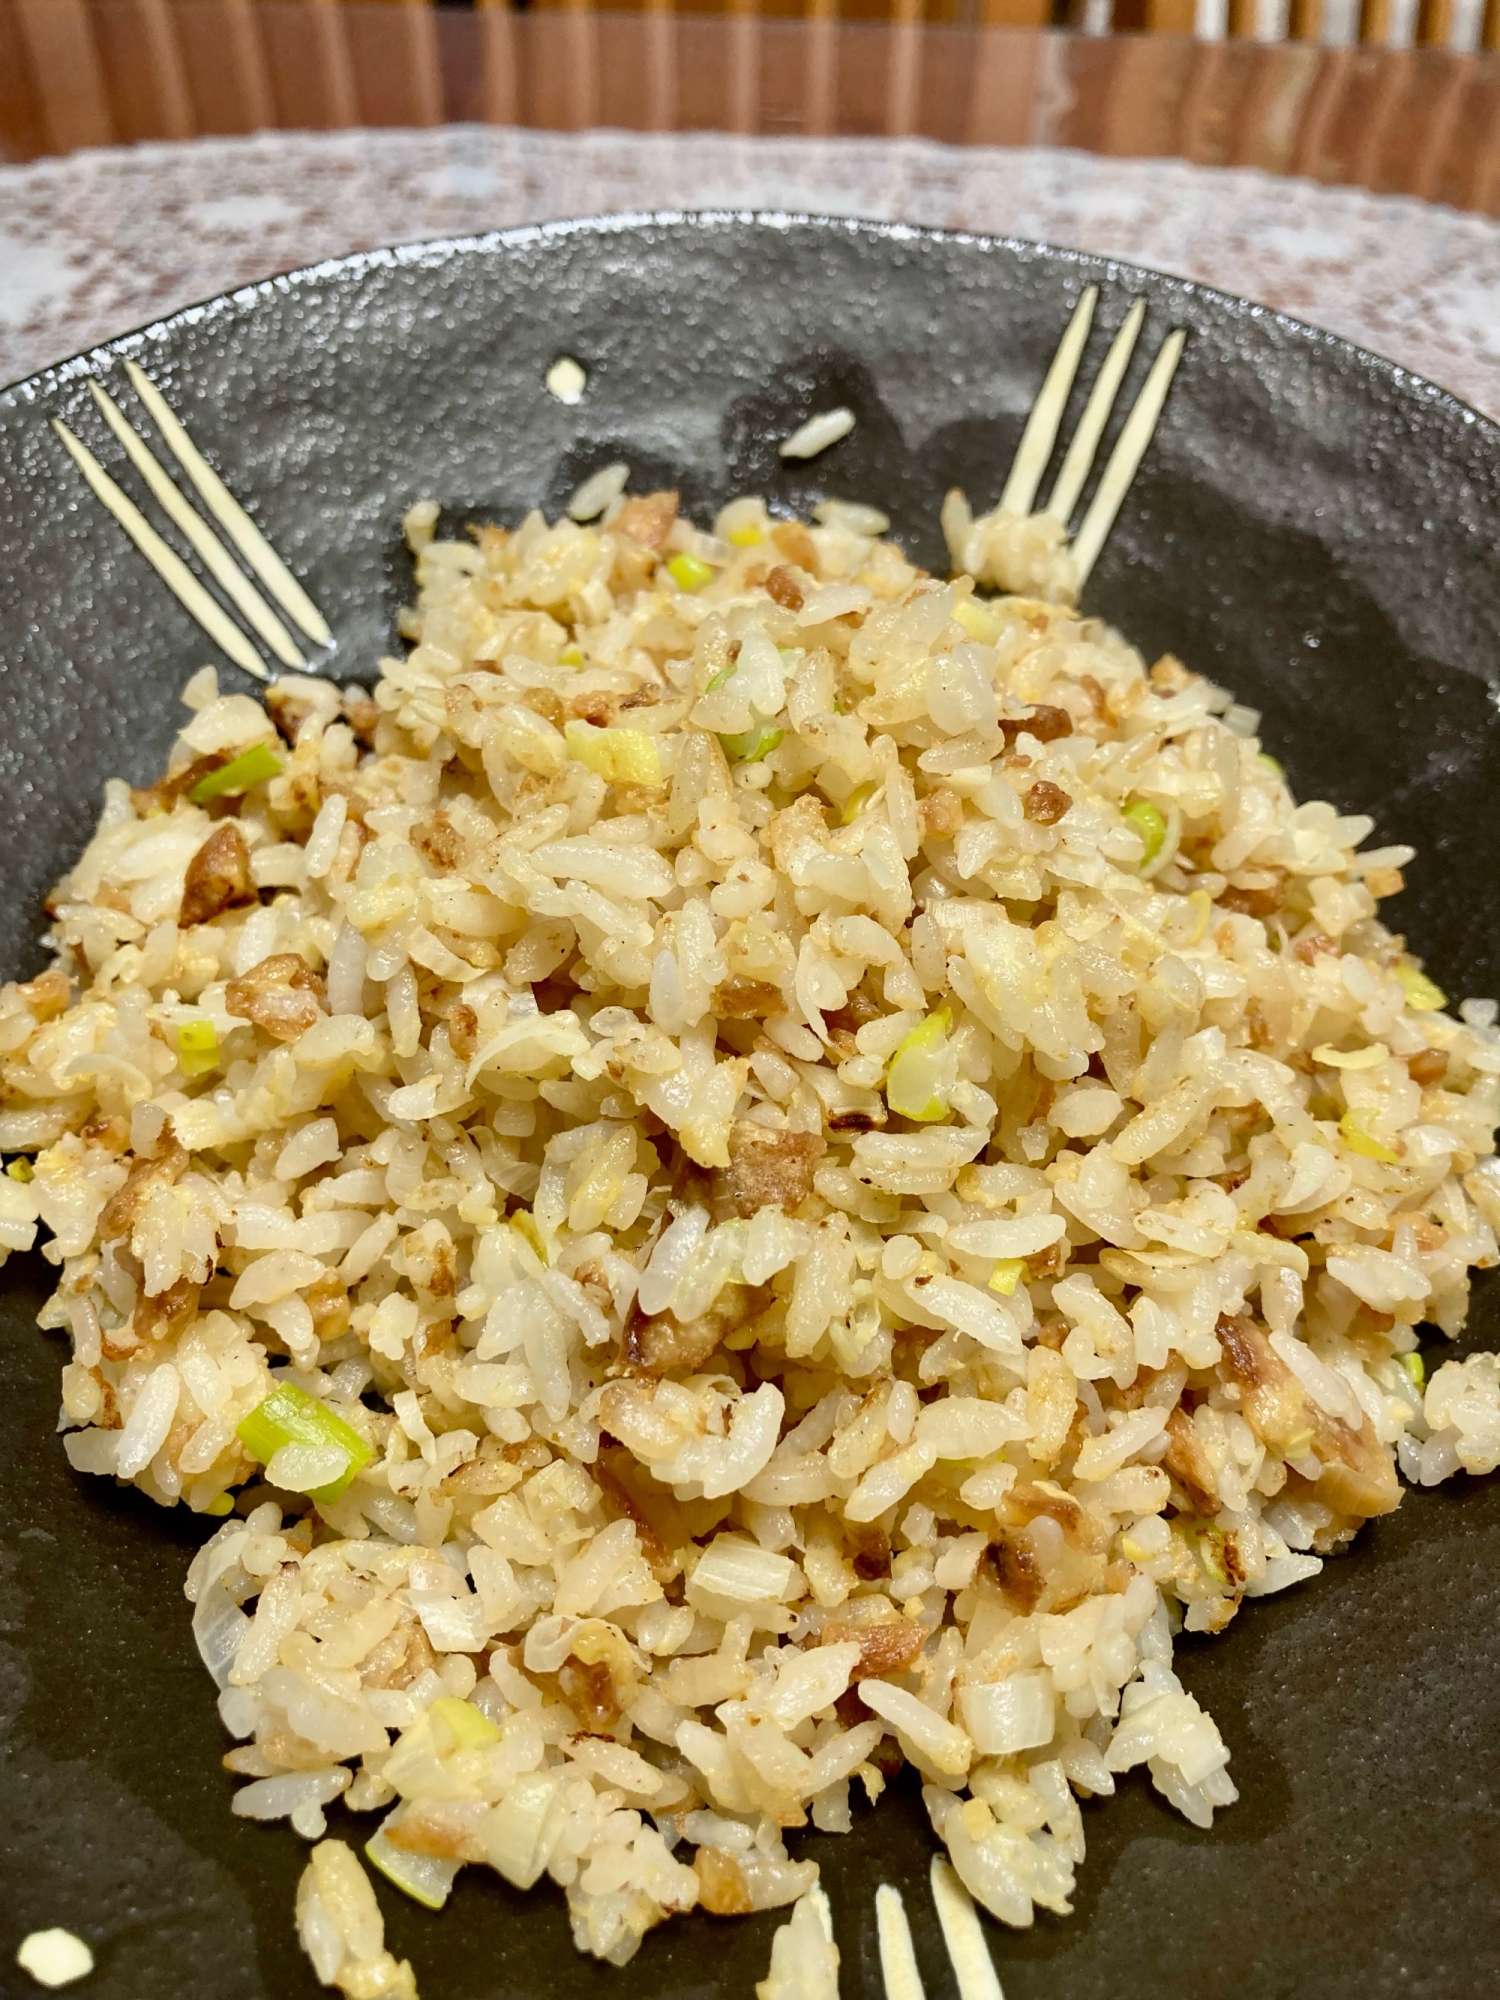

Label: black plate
[1,213,1498,2000]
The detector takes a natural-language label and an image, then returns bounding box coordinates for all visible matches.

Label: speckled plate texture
[0,212,1498,2000]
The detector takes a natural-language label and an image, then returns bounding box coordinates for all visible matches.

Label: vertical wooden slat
[1467,58,1500,206]
[1359,0,1392,38]
[964,18,1046,144]
[1241,36,1320,167]
[566,0,600,130]
[397,0,442,128]
[1422,53,1500,200]
[345,0,443,129]
[477,0,519,126]
[1416,0,1452,39]
[0,0,48,162]
[642,0,676,131]
[1349,44,1409,178]
[804,0,837,135]
[886,0,923,134]
[258,0,359,129]
[1094,32,1197,153]
[1177,37,1235,161]
[12,0,113,152]
[311,0,358,126]
[1287,42,1349,175]
[140,0,195,134]
[100,0,195,140]
[1288,0,1322,37]
[727,0,759,136]
[1484,0,1500,44]
[1407,51,1470,191]
[170,0,275,133]
[222,0,275,125]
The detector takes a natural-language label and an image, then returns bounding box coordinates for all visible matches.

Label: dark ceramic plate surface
[0,213,1498,2000]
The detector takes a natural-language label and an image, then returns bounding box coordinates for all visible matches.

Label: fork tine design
[54,362,330,681]
[124,361,331,647]
[1001,287,1186,591]
[86,381,306,670]
[52,419,273,683]
[873,1862,1008,2000]
[929,1858,1006,2000]
[998,284,1098,519]
[1070,325,1185,587]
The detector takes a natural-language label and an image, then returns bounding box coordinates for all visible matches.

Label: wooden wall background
[2,0,1498,217]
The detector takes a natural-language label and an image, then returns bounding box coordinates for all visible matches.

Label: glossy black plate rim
[4,206,1495,440]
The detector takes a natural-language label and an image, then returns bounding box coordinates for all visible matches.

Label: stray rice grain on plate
[6,477,1499,1991]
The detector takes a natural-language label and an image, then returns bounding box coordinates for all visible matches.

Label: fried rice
[4,475,1499,1997]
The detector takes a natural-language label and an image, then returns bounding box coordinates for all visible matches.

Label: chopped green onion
[1196,1527,1229,1585]
[1122,799,1166,869]
[6,1157,33,1182]
[988,1259,1025,1296]
[1258,752,1285,780]
[952,594,1002,644]
[719,723,784,763]
[564,720,662,786]
[1395,962,1447,1013]
[204,1492,235,1516]
[707,658,784,762]
[365,1829,460,1911]
[429,1695,503,1755]
[1338,1107,1399,1166]
[177,1019,220,1077]
[727,524,765,548]
[236,1383,373,1503]
[1398,1350,1426,1391]
[838,782,876,826]
[189,741,283,804]
[558,643,584,667]
[886,1005,955,1123]
[667,551,715,593]
[510,1209,548,1265]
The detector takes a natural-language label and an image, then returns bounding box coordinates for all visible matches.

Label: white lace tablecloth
[3,126,1500,416]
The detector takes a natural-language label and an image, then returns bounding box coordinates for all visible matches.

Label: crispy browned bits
[693,1846,755,1916]
[1219,873,1287,918]
[712,977,784,1019]
[1408,1047,1450,1087]
[15,967,71,1021]
[612,491,679,550]
[1001,703,1073,744]
[764,565,806,611]
[180,821,256,927]
[769,520,819,572]
[819,1617,927,1679]
[918,786,965,839]
[225,953,327,1044]
[1025,779,1073,825]
[722,1121,826,1219]
[98,1141,189,1242]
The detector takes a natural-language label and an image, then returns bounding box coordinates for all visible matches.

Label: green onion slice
[667,551,715,593]
[1121,798,1166,869]
[177,1019,220,1076]
[236,1383,373,1502]
[189,741,283,804]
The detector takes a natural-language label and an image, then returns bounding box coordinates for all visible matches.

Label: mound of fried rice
[5,478,1499,1996]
